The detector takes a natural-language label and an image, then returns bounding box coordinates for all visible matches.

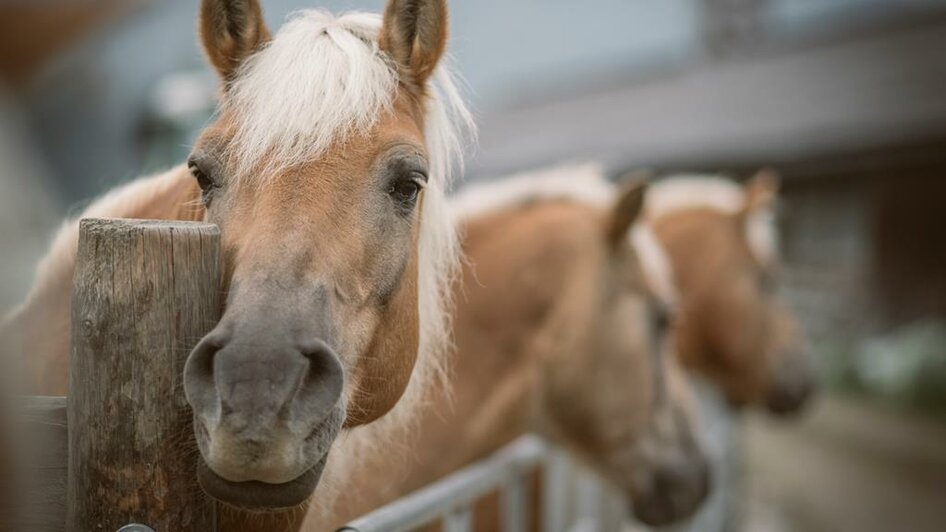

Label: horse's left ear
[606,177,649,249]
[743,168,780,214]
[380,0,449,91]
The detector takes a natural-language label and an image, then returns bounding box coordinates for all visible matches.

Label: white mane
[450,162,612,220]
[226,11,395,178]
[451,162,677,306]
[630,225,678,307]
[226,10,475,519]
[646,175,779,266]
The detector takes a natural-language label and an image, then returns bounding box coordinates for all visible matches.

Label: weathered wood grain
[67,219,220,532]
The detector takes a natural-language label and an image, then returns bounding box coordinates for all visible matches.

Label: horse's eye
[188,161,215,191]
[188,160,218,204]
[388,172,424,209]
[653,304,673,333]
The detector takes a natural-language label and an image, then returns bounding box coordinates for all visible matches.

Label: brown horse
[646,171,815,414]
[1,0,474,525]
[323,166,710,528]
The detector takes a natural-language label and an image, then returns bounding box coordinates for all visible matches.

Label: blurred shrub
[823,320,946,420]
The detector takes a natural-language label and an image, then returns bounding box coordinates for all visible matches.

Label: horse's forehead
[661,209,761,269]
[197,98,427,200]
[648,178,778,269]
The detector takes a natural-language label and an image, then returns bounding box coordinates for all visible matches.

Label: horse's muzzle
[183,318,346,508]
[766,356,816,416]
[631,454,711,526]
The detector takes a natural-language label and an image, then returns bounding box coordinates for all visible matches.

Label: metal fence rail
[338,435,628,532]
[338,436,546,532]
[339,386,739,532]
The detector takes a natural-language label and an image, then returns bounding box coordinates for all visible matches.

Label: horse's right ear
[743,168,780,214]
[199,0,271,83]
[380,0,449,93]
[606,177,649,249]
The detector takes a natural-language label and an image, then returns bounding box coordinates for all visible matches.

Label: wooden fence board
[67,219,220,532]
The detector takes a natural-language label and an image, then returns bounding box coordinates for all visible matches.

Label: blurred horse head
[647,170,815,415]
[454,166,709,526]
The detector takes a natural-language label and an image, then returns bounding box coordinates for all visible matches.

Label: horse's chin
[197,455,328,511]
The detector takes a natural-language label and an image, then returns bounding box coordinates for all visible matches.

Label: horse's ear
[743,168,780,214]
[379,0,448,91]
[606,176,649,249]
[199,0,271,83]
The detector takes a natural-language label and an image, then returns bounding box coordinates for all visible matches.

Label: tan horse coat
[319,185,708,529]
[646,173,814,413]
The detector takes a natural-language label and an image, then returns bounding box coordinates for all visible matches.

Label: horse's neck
[280,203,598,531]
[379,202,597,496]
[4,165,202,395]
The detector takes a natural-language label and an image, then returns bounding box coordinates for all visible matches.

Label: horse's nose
[185,332,344,433]
[183,328,344,482]
[633,450,711,526]
[767,357,816,416]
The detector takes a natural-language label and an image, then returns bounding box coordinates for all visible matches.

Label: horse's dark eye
[388,173,424,208]
[653,305,672,333]
[188,162,213,192]
[187,159,218,204]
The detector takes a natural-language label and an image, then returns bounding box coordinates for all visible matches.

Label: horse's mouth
[628,455,710,526]
[197,454,328,510]
[632,487,705,527]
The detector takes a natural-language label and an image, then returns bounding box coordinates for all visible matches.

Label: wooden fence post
[67,219,220,532]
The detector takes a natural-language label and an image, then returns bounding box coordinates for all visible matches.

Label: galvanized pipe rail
[338,436,547,532]
[338,436,627,532]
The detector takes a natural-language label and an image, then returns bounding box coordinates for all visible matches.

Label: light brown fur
[650,174,814,412]
[318,193,708,529]
[195,93,431,426]
[3,0,468,528]
[4,167,202,394]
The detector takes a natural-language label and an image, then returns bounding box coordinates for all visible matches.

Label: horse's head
[182,0,470,510]
[649,171,815,416]
[542,181,709,526]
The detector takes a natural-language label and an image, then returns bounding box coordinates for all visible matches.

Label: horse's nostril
[295,339,345,421]
[184,335,223,421]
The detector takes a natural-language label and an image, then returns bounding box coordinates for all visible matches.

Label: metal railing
[338,384,740,532]
[337,435,626,532]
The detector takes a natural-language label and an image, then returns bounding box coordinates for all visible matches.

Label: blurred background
[1,1,945,531]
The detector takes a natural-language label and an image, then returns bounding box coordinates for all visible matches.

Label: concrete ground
[741,394,946,532]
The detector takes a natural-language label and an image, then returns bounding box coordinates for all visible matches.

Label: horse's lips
[197,454,328,510]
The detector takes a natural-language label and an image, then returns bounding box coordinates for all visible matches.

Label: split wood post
[67,219,220,532]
